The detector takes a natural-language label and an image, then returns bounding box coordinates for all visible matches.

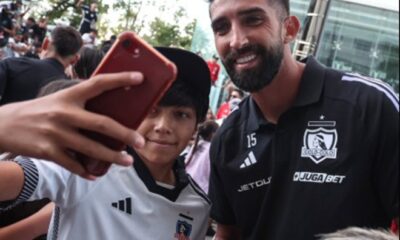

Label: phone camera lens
[122,39,132,49]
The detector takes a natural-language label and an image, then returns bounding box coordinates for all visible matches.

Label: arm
[0,202,54,240]
[213,224,240,240]
[76,0,84,8]
[17,8,30,19]
[0,161,24,201]
[2,26,14,35]
[0,72,145,179]
[10,42,29,54]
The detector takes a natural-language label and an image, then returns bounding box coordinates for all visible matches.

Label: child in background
[185,120,219,193]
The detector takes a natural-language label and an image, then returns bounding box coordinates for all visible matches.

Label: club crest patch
[174,220,192,240]
[301,127,338,164]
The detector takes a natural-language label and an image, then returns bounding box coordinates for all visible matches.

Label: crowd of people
[0,0,112,61]
[0,0,398,239]
[1,0,46,59]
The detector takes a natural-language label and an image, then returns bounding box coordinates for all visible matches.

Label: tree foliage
[29,0,195,49]
[30,0,108,28]
[142,7,195,49]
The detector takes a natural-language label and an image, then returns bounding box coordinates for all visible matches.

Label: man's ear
[283,16,301,44]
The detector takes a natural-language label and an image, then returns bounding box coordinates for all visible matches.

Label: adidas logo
[111,197,132,215]
[240,151,257,169]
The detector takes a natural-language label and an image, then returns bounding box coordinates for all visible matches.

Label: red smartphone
[79,31,177,176]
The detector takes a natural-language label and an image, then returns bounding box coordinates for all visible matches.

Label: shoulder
[186,175,211,205]
[324,71,399,112]
[1,56,33,65]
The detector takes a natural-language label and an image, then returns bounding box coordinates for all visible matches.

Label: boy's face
[135,105,197,166]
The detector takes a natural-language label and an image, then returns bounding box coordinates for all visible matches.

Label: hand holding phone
[79,31,177,176]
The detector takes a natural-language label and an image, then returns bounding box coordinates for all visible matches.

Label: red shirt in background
[207,60,220,85]
[216,102,230,119]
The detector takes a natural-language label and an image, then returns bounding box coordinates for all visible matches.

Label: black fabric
[0,57,67,105]
[155,47,211,122]
[209,56,399,240]
[0,198,50,226]
[79,5,97,35]
[0,14,13,39]
[155,47,211,102]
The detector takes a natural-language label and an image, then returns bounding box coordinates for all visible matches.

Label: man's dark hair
[208,0,289,18]
[51,26,83,58]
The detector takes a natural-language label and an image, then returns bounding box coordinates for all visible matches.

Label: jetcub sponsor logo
[238,177,271,192]
[293,172,345,184]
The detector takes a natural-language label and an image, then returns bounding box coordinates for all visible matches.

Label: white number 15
[247,133,257,148]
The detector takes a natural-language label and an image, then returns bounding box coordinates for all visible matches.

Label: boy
[0,47,212,239]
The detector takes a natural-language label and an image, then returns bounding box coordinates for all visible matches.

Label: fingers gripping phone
[79,31,177,176]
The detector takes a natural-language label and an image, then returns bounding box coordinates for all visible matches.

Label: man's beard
[223,42,284,92]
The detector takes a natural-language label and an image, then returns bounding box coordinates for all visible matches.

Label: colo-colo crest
[301,127,338,164]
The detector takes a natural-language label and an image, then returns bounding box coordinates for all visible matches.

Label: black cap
[156,47,211,121]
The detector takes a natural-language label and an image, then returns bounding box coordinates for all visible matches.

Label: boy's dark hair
[156,47,211,123]
[74,47,104,79]
[208,0,289,19]
[158,81,205,123]
[51,26,83,58]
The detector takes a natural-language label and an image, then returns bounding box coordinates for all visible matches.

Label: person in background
[0,7,14,49]
[22,17,45,45]
[185,120,219,194]
[24,41,42,59]
[207,0,398,239]
[100,35,116,54]
[0,26,82,105]
[6,32,28,57]
[207,54,221,85]
[206,107,217,121]
[81,28,98,49]
[76,0,98,35]
[12,0,30,27]
[67,47,104,79]
[216,88,244,120]
[185,120,219,238]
